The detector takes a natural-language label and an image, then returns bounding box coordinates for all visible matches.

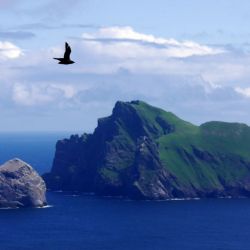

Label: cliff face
[43,100,250,199]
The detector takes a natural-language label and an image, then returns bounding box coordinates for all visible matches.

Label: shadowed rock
[43,100,250,200]
[0,158,47,208]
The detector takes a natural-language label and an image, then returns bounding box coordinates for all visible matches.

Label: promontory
[43,100,250,199]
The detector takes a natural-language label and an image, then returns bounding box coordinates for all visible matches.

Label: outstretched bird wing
[64,42,71,60]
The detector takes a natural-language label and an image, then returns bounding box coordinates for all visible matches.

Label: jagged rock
[43,100,250,200]
[0,158,47,208]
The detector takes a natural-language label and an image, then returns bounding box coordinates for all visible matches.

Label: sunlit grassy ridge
[45,100,250,198]
[127,101,250,190]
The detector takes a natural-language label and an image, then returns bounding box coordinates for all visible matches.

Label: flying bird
[53,42,75,65]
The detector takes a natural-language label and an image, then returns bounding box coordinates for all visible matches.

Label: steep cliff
[43,100,250,199]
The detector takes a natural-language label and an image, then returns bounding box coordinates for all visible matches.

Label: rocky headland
[43,100,250,200]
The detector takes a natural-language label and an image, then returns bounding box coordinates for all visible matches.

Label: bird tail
[53,58,62,61]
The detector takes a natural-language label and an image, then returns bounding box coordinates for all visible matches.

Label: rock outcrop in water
[43,100,250,200]
[0,158,47,208]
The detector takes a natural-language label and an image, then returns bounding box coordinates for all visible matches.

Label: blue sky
[1,0,250,131]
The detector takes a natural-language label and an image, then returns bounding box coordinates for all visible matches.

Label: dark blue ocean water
[0,132,72,174]
[0,133,250,250]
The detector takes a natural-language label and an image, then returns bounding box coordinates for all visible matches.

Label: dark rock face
[43,100,250,200]
[125,136,179,199]
[0,159,47,208]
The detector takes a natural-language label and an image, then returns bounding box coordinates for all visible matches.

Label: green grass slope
[45,100,250,198]
[127,101,250,193]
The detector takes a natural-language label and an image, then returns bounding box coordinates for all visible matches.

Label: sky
[1,0,250,132]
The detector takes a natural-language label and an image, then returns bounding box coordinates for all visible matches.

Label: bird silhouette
[54,42,75,64]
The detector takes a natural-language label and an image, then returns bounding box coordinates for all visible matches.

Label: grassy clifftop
[44,100,250,199]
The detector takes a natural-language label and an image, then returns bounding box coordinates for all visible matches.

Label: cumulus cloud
[1,25,250,131]
[235,87,250,98]
[65,72,250,125]
[11,83,78,106]
[0,41,22,59]
[68,26,242,83]
[12,83,52,106]
[1,27,248,92]
[50,84,77,99]
[81,26,225,59]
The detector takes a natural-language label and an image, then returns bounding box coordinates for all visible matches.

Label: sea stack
[0,158,47,208]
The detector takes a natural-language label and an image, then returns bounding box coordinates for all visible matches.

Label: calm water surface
[0,132,72,173]
[1,194,250,250]
[0,133,249,250]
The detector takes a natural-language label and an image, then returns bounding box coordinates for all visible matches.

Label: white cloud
[50,84,77,98]
[12,83,78,106]
[71,26,239,83]
[12,83,53,106]
[0,41,22,59]
[81,26,225,59]
[1,25,250,131]
[235,87,250,98]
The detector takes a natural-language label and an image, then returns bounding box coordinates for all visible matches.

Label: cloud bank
[1,26,250,131]
[81,26,225,59]
[0,41,22,59]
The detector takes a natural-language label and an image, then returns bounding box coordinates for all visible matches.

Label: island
[0,158,47,208]
[43,100,250,199]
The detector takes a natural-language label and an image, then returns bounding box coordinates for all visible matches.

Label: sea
[0,132,250,250]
